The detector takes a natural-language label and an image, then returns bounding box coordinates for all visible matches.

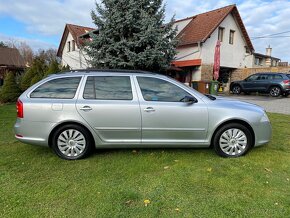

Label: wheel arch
[48,121,96,148]
[210,119,255,147]
[267,84,283,92]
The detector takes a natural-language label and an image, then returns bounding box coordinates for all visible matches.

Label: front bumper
[253,120,272,147]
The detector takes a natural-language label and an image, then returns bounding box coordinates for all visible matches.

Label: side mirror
[182,96,197,104]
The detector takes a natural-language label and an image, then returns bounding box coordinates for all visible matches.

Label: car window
[246,74,259,81]
[137,77,190,102]
[83,76,133,100]
[257,75,268,80]
[273,75,283,80]
[30,77,81,99]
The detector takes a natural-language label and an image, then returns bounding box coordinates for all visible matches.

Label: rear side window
[30,77,81,99]
[273,75,283,80]
[83,76,133,100]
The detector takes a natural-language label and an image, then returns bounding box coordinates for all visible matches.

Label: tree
[0,72,21,103]
[20,57,47,91]
[43,59,61,78]
[18,42,34,66]
[0,41,8,48]
[85,0,177,72]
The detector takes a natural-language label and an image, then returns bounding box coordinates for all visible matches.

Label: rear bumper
[14,118,54,147]
[15,135,47,146]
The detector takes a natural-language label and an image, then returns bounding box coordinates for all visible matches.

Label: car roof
[47,69,160,77]
[252,72,285,75]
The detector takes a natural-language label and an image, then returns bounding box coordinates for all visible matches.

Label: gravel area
[221,94,290,115]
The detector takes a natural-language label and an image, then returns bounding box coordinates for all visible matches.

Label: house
[56,4,281,86]
[170,4,254,85]
[0,47,25,86]
[252,46,280,68]
[57,24,94,69]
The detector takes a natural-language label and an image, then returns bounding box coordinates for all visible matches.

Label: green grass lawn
[1,104,290,217]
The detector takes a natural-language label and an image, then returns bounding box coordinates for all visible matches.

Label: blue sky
[0,0,290,62]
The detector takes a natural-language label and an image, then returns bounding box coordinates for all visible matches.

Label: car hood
[210,95,265,113]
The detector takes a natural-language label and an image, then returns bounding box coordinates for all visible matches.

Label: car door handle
[144,107,155,112]
[80,106,92,111]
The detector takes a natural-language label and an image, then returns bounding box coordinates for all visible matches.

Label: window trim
[136,76,193,103]
[82,75,134,101]
[229,30,235,44]
[29,76,82,99]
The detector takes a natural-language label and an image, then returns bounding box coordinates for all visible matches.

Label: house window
[255,57,262,66]
[218,27,224,42]
[72,40,75,51]
[245,46,250,54]
[67,41,71,52]
[229,30,235,44]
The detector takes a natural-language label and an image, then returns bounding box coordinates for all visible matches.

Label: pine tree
[85,0,177,72]
[20,57,48,91]
[0,72,21,103]
[43,59,61,78]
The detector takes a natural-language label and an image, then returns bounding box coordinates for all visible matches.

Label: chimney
[265,45,272,67]
[266,45,272,56]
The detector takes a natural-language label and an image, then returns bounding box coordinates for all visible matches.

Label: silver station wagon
[14,70,272,160]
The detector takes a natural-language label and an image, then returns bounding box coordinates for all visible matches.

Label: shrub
[0,72,21,103]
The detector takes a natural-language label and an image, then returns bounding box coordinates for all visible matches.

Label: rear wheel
[232,85,241,94]
[52,124,93,160]
[213,123,252,157]
[269,86,281,97]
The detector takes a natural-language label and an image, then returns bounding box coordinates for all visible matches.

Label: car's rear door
[134,75,208,145]
[76,75,141,144]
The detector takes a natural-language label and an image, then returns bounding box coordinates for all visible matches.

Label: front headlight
[260,113,270,122]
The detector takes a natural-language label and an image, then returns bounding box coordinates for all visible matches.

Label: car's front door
[242,74,259,91]
[76,75,141,144]
[134,76,208,144]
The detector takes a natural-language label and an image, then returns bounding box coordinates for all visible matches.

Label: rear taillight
[16,99,23,118]
[283,80,290,84]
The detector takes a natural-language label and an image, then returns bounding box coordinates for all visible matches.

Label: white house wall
[201,13,252,68]
[61,33,90,69]
[173,18,192,35]
[175,45,201,61]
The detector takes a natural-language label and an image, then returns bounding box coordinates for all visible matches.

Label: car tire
[269,86,281,97]
[232,85,241,94]
[51,124,93,160]
[213,123,252,158]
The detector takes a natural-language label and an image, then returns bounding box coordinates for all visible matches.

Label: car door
[134,75,208,144]
[76,75,141,144]
[242,74,259,91]
[255,74,269,91]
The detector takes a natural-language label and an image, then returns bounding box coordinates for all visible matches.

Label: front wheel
[213,123,252,157]
[51,124,93,160]
[232,85,241,94]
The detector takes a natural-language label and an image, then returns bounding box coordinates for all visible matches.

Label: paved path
[222,94,290,115]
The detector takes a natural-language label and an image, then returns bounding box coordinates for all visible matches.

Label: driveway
[221,94,290,115]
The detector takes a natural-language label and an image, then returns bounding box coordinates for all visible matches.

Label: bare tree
[18,42,34,66]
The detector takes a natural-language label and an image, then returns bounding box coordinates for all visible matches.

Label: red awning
[171,59,202,67]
